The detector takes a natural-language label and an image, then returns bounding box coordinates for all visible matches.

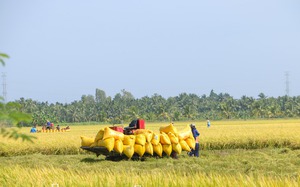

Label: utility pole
[2,72,7,103]
[285,71,290,96]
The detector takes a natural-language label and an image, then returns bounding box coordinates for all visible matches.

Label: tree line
[9,89,300,126]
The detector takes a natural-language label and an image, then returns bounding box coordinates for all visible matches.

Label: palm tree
[0,53,9,66]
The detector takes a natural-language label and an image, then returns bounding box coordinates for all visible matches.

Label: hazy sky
[1,1,300,103]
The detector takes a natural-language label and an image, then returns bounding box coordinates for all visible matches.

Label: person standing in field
[30,125,37,133]
[188,124,200,157]
[46,120,51,130]
[207,118,211,128]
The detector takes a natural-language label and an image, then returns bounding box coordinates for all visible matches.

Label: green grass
[0,149,299,186]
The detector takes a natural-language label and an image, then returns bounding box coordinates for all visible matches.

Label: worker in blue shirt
[188,124,200,157]
[207,118,211,128]
[46,120,51,130]
[30,126,37,133]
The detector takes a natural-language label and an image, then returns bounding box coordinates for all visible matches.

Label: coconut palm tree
[0,53,9,66]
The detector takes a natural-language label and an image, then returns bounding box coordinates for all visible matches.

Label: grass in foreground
[0,148,299,187]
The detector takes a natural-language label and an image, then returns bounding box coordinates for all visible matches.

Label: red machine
[110,119,145,135]
[109,126,124,133]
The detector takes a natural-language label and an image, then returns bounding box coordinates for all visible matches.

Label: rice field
[1,119,300,156]
[1,164,299,187]
[0,119,300,186]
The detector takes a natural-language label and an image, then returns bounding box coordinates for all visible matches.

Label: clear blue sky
[1,1,300,103]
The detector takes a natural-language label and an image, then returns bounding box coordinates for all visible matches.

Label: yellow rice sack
[94,129,104,142]
[98,137,115,152]
[134,144,145,157]
[168,132,179,144]
[148,131,155,143]
[153,143,163,157]
[178,131,193,140]
[185,137,195,150]
[180,140,191,152]
[159,123,178,135]
[145,132,154,143]
[123,135,136,146]
[80,136,94,147]
[189,131,194,139]
[151,133,160,146]
[103,127,124,140]
[178,125,192,140]
[134,129,148,134]
[160,132,171,145]
[135,134,146,146]
[172,143,182,154]
[134,129,154,142]
[123,145,134,159]
[145,142,153,155]
[114,139,124,154]
[162,144,172,156]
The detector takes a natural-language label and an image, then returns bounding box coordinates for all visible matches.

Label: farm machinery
[80,119,196,160]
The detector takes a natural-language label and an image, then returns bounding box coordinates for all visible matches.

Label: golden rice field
[1,119,300,156]
[1,163,299,187]
[0,119,300,186]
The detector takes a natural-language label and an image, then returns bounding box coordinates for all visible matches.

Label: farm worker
[188,124,200,157]
[56,125,60,131]
[46,120,51,130]
[207,118,211,128]
[30,126,37,133]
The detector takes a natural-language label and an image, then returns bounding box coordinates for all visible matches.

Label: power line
[285,71,289,96]
[2,72,7,103]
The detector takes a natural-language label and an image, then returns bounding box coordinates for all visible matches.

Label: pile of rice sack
[80,123,195,159]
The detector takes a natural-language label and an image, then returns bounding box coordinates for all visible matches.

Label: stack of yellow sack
[80,136,94,147]
[80,127,148,159]
[133,133,146,157]
[80,123,195,159]
[123,135,135,159]
[178,125,195,151]
[160,132,172,156]
[159,123,180,156]
[101,127,124,152]
[134,129,154,156]
[81,127,123,153]
[151,132,162,157]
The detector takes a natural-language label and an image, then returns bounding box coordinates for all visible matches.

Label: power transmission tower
[285,72,290,96]
[2,72,7,103]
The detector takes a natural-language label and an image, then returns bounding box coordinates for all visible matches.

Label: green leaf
[8,112,32,126]
[1,127,37,143]
[0,59,4,66]
[0,53,10,58]
[0,52,9,66]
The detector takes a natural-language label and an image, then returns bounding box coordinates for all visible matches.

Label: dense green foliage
[0,52,36,142]
[14,89,300,125]
[0,101,35,142]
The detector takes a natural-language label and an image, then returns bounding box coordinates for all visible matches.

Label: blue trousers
[189,143,199,157]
